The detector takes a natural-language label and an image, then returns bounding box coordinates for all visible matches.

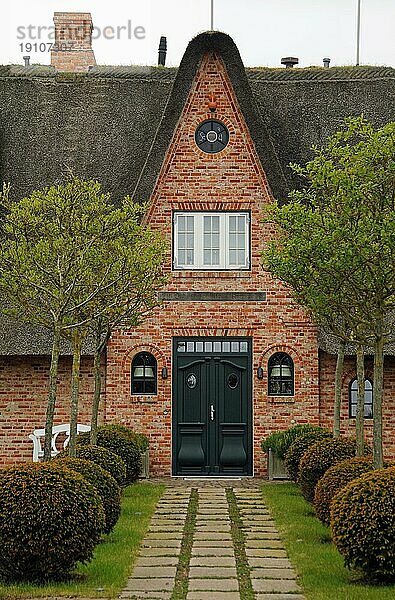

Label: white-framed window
[173,212,250,270]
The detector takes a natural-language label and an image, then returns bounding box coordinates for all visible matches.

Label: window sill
[267,396,295,404]
[172,270,251,279]
[130,395,157,404]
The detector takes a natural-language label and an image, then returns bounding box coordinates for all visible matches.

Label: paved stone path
[120,485,305,600]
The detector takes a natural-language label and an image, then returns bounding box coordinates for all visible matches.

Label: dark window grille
[268,352,294,396]
[131,352,157,395]
[349,378,373,418]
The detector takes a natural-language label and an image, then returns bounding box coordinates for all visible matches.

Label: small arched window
[268,352,294,396]
[349,378,373,419]
[131,352,157,395]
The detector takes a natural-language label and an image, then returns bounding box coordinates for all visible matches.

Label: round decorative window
[195,120,229,154]
[187,373,197,389]
[228,373,239,389]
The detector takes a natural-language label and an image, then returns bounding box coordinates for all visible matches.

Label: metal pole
[356,0,361,65]
[211,0,214,31]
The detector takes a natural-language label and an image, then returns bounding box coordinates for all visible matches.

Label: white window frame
[173,211,250,270]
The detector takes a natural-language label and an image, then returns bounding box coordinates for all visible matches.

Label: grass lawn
[262,482,395,600]
[0,481,164,600]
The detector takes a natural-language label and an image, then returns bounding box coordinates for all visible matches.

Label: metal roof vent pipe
[323,57,331,68]
[281,56,299,68]
[23,56,30,67]
[158,36,167,66]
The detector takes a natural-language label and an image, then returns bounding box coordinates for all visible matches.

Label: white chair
[29,423,91,462]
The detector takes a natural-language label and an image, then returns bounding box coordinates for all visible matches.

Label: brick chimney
[51,12,96,73]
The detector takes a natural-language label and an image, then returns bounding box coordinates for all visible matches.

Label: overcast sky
[1,0,394,68]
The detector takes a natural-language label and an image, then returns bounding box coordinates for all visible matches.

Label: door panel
[173,338,252,476]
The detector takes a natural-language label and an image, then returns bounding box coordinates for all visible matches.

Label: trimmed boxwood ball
[314,456,373,526]
[0,462,104,582]
[57,444,127,486]
[285,429,331,482]
[298,437,369,503]
[53,457,121,534]
[261,424,328,460]
[331,467,395,581]
[77,424,142,484]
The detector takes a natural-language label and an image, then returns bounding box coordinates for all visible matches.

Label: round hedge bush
[285,429,332,482]
[261,424,329,459]
[313,456,374,526]
[77,424,142,484]
[0,463,105,582]
[331,467,395,581]
[57,444,127,486]
[298,437,369,502]
[54,457,121,534]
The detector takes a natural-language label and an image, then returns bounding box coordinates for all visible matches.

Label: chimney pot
[23,56,30,67]
[158,36,167,66]
[281,56,299,68]
[323,57,331,68]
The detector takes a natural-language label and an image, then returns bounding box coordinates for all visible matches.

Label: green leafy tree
[0,178,167,458]
[263,117,395,467]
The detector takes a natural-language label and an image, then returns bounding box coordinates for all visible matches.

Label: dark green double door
[172,338,252,476]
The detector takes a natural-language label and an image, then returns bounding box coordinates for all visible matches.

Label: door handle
[210,404,215,421]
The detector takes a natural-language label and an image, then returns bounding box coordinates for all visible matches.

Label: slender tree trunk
[355,344,365,456]
[68,334,83,457]
[44,325,61,461]
[373,333,384,468]
[333,339,345,438]
[90,319,104,446]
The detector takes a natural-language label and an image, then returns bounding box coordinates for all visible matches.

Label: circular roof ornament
[195,120,229,154]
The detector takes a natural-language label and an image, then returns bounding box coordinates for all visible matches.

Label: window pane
[231,341,239,352]
[177,342,186,352]
[186,341,195,352]
[240,341,248,352]
[222,341,230,352]
[196,341,204,352]
[213,341,221,352]
[205,341,212,352]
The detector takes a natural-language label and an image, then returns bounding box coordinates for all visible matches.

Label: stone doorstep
[250,567,297,579]
[189,556,236,567]
[123,578,174,591]
[188,566,237,578]
[187,593,240,600]
[252,579,302,593]
[134,556,179,567]
[188,578,239,591]
[131,566,178,578]
[192,547,235,556]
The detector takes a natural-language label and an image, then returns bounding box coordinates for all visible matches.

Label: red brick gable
[105,51,321,476]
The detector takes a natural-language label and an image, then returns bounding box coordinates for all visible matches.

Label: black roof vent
[281,56,299,68]
[158,36,167,66]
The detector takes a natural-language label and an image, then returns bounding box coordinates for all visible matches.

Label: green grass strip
[226,488,255,600]
[0,482,165,600]
[262,482,395,600]
[171,488,198,600]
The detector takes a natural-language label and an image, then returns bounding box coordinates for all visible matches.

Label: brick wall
[105,52,320,476]
[319,351,395,458]
[0,355,102,465]
[51,12,96,73]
